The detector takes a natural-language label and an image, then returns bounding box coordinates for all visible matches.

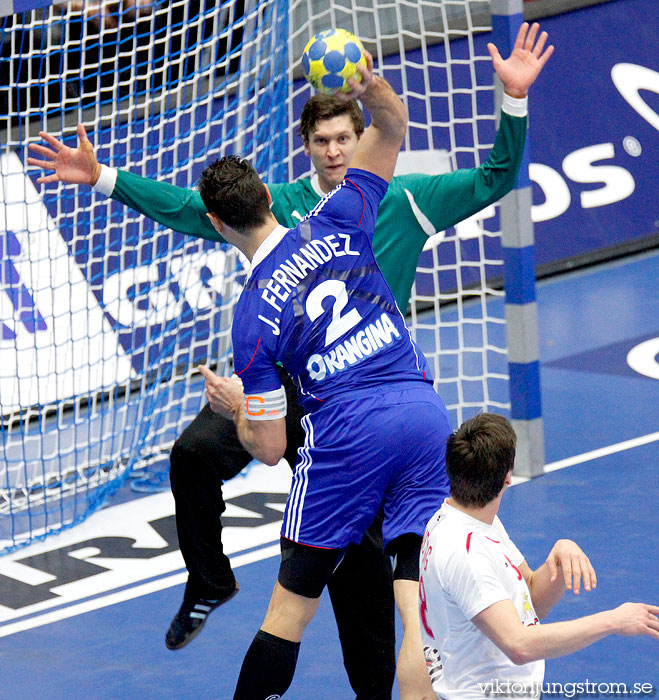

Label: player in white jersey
[419,413,659,699]
[420,493,545,696]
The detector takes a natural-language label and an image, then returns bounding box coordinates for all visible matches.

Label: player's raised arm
[28,124,222,243]
[339,55,407,183]
[488,21,554,98]
[28,123,101,186]
[520,539,597,619]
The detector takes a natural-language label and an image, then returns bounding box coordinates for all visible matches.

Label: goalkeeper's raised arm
[489,21,554,99]
[27,123,222,243]
[28,123,101,187]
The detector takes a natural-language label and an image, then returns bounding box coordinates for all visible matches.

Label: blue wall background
[526,0,658,267]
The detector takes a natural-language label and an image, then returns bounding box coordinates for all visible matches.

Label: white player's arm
[473,599,659,666]
[198,365,286,466]
[519,540,597,619]
[340,55,407,183]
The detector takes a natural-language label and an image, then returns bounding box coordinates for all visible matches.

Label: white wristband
[501,93,528,118]
[92,164,118,197]
[243,386,287,421]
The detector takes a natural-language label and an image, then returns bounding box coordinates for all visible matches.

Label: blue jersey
[232,168,433,414]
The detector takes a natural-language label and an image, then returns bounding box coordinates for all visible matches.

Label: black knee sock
[233,630,301,699]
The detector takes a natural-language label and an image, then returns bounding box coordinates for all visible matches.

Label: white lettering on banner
[627,337,659,381]
[102,248,241,327]
[529,62,658,224]
[0,462,292,635]
[530,143,636,222]
[169,249,230,307]
[0,152,134,414]
[528,163,572,223]
[422,142,640,231]
[611,63,659,133]
[562,143,635,209]
[259,233,359,335]
[306,312,401,381]
[103,264,184,326]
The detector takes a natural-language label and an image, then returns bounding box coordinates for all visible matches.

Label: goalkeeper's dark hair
[446,413,517,508]
[198,155,271,234]
[298,94,365,142]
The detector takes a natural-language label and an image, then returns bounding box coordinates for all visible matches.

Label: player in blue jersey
[197,59,451,700]
[28,24,554,696]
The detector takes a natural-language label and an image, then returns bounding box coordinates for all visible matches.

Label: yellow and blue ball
[302,28,366,94]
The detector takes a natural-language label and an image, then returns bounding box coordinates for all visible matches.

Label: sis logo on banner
[531,62,658,224]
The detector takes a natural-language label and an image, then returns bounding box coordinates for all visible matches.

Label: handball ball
[302,28,367,94]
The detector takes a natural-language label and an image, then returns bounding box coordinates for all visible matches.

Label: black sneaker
[165,582,239,650]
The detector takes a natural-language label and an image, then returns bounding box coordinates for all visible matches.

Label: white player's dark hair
[446,413,516,507]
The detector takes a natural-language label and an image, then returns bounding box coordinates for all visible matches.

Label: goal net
[1,0,509,552]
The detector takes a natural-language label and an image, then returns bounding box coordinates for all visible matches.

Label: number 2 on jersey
[305,279,362,346]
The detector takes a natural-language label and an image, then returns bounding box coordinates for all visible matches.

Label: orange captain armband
[244,386,287,421]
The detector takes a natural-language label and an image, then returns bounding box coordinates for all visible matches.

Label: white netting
[1,0,289,550]
[289,0,508,421]
[1,0,509,552]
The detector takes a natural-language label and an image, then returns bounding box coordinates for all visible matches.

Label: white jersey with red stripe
[419,500,544,699]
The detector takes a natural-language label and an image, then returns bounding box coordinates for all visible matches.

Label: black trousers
[169,376,396,700]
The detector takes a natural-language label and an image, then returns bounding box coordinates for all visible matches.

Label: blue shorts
[282,384,451,550]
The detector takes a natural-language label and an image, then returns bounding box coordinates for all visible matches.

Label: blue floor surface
[1,251,657,698]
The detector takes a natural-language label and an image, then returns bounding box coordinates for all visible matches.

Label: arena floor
[1,250,657,699]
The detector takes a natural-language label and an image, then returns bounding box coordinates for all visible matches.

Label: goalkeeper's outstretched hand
[487,22,554,99]
[27,123,102,186]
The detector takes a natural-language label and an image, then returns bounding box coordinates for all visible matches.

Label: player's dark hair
[446,413,517,508]
[197,155,271,234]
[298,94,365,142]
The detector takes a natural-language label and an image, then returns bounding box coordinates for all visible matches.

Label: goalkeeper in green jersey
[28,22,552,700]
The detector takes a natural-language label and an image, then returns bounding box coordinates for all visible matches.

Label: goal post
[0,0,543,553]
[491,0,545,477]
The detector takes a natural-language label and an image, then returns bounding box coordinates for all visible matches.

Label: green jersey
[109,110,526,311]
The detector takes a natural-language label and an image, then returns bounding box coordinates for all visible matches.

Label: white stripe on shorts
[285,413,314,541]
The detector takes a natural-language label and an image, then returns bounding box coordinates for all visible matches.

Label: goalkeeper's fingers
[27,148,56,171]
[77,123,92,149]
[36,130,65,152]
[77,123,102,185]
[486,42,502,67]
[27,140,61,182]
[35,173,62,184]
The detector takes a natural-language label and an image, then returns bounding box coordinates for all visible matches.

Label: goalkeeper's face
[304,114,360,193]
